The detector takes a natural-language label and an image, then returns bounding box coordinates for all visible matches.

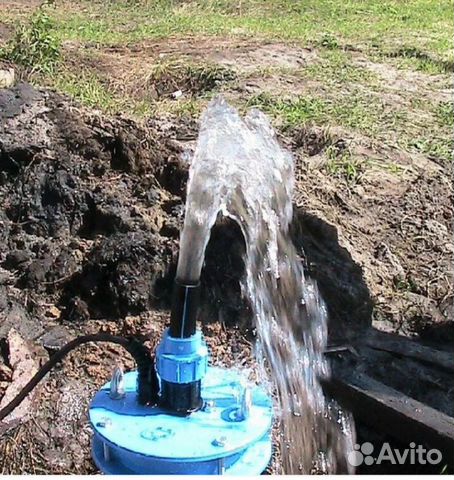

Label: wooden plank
[362,330,454,374]
[323,371,454,466]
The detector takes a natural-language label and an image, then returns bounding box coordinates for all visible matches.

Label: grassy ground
[0,0,452,169]
[1,1,451,54]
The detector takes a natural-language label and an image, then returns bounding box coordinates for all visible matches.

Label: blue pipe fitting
[156,328,208,414]
[156,329,208,384]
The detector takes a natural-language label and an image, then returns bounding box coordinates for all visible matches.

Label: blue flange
[89,367,273,475]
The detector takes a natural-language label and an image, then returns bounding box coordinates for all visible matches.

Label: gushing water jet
[88,96,354,475]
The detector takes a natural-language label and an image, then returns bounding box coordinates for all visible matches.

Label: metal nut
[96,417,112,428]
[237,385,251,420]
[212,436,227,447]
[203,400,215,413]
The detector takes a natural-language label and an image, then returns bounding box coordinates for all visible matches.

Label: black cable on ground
[0,332,159,423]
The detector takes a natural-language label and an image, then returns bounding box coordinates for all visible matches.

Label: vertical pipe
[159,279,203,415]
[169,281,200,339]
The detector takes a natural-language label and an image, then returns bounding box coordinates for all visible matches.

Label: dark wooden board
[362,330,454,374]
[324,371,454,467]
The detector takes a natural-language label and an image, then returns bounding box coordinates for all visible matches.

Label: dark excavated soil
[0,83,372,338]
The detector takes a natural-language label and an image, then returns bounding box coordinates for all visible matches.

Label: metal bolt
[96,417,112,428]
[103,442,111,462]
[212,436,227,447]
[109,366,125,400]
[235,384,251,421]
[217,458,225,474]
[203,400,215,413]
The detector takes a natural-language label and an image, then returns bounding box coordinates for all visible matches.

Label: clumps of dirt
[0,82,372,340]
[377,172,453,336]
[0,82,185,324]
[63,232,173,319]
[292,125,334,156]
[290,122,452,344]
[1,81,451,350]
[291,210,373,338]
[290,124,349,158]
[0,285,45,340]
[0,363,12,400]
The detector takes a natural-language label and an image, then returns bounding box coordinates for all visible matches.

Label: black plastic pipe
[169,280,201,338]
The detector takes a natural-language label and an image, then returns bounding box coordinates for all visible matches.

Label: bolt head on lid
[109,366,125,400]
[212,436,228,447]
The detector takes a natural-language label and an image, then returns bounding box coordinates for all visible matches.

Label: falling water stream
[176,97,355,474]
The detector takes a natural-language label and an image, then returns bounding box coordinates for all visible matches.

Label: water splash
[176,97,355,473]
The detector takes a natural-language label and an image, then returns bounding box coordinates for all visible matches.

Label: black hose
[0,332,159,423]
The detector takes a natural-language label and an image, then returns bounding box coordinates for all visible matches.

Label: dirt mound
[0,83,370,339]
[0,83,184,326]
[1,83,451,346]
[63,232,171,319]
[287,122,453,345]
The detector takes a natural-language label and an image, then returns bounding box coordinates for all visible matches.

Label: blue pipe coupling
[156,329,208,385]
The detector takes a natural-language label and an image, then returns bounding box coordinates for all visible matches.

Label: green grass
[325,145,365,185]
[0,6,60,73]
[43,63,216,118]
[435,101,454,127]
[91,1,449,56]
[247,90,406,137]
[1,0,450,165]
[1,0,451,62]
[247,88,452,164]
[40,57,233,117]
[46,68,160,117]
[155,97,205,117]
[50,69,124,113]
[407,136,452,162]
[304,50,380,85]
[247,93,326,126]
[381,45,454,75]
[323,143,406,184]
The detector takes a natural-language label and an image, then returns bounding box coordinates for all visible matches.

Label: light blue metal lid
[89,367,273,462]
